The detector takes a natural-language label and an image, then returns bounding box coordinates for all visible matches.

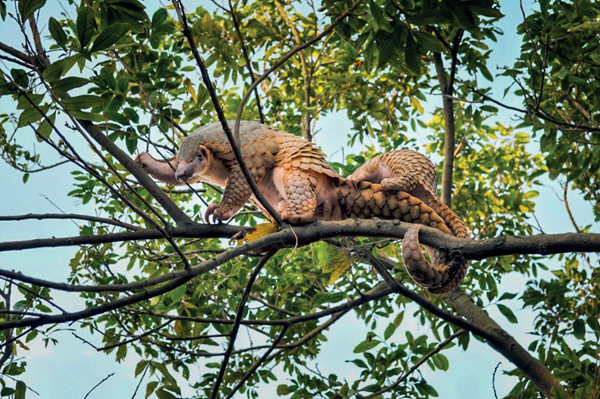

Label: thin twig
[492,362,502,399]
[228,0,265,123]
[83,373,115,399]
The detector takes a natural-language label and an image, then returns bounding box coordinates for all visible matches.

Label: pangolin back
[178,121,342,184]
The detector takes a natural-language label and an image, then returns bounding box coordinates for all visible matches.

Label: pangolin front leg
[205,165,253,223]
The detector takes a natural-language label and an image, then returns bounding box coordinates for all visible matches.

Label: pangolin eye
[197,153,204,160]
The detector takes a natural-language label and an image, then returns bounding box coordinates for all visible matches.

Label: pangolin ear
[198,145,210,161]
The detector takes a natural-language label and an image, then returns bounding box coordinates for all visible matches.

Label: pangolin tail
[337,181,468,294]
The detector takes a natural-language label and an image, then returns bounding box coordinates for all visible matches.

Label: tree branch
[446,289,568,398]
[0,41,35,66]
[2,219,598,261]
[0,213,140,231]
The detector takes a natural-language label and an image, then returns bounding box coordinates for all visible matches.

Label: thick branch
[2,219,598,261]
[434,52,456,207]
[446,289,568,398]
[0,41,34,66]
[76,120,192,225]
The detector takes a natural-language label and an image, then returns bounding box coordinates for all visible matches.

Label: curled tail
[337,181,466,294]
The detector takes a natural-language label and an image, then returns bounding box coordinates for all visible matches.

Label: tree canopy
[0,0,599,398]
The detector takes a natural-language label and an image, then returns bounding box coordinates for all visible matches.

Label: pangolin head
[175,137,211,183]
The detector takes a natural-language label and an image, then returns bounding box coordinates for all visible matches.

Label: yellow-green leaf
[235,223,279,246]
[410,96,424,114]
[186,79,197,103]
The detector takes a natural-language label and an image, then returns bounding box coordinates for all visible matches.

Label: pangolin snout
[175,165,193,182]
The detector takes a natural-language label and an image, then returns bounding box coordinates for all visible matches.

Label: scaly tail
[427,194,470,239]
[338,181,466,293]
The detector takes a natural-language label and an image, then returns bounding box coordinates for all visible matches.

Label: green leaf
[277,385,297,395]
[90,23,130,53]
[18,105,49,128]
[550,386,569,399]
[369,0,392,32]
[393,312,404,327]
[435,353,450,371]
[62,95,105,109]
[14,381,25,399]
[0,0,6,20]
[18,0,46,21]
[11,68,29,87]
[152,8,168,27]
[404,32,420,74]
[52,77,90,93]
[68,110,105,122]
[36,112,56,140]
[574,384,594,399]
[77,6,95,49]
[497,304,518,323]
[145,381,158,398]
[467,4,504,18]
[155,388,176,399]
[49,17,67,47]
[446,0,476,31]
[413,31,445,53]
[134,361,148,377]
[42,55,78,82]
[374,29,403,67]
[384,323,397,340]
[353,339,380,353]
[573,319,585,340]
[407,10,453,25]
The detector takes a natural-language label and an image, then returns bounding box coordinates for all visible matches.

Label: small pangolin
[137,122,463,293]
[345,150,470,294]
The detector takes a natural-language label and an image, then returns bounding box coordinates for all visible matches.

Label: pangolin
[345,150,470,294]
[137,122,463,293]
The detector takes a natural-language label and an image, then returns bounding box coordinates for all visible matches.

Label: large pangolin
[137,122,463,294]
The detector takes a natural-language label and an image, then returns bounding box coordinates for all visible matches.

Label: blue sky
[0,1,596,398]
